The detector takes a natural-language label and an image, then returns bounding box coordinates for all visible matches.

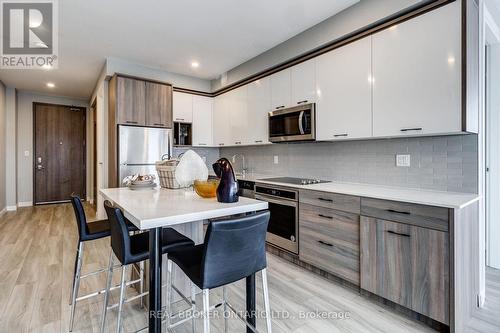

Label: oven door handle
[298,111,305,135]
[255,194,298,207]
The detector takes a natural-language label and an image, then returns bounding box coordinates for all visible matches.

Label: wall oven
[255,184,299,254]
[268,103,315,142]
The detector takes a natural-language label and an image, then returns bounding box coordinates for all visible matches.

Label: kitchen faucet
[231,153,247,176]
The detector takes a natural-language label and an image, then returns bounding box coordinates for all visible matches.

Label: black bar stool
[167,211,272,333]
[69,195,141,332]
[101,200,195,333]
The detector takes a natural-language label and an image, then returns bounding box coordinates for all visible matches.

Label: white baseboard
[17,201,33,207]
[6,205,17,211]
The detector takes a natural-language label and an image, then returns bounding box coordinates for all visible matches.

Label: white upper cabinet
[270,69,291,110]
[247,77,271,144]
[291,59,316,106]
[213,94,231,147]
[316,36,372,140]
[172,91,193,123]
[192,95,213,147]
[372,2,461,137]
[227,86,249,145]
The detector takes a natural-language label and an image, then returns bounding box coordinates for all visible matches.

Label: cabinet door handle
[125,121,138,124]
[297,100,308,104]
[400,127,423,132]
[235,141,241,145]
[317,197,333,202]
[334,133,348,137]
[275,105,285,110]
[317,240,333,247]
[255,140,263,143]
[154,123,164,126]
[318,214,333,220]
[175,118,185,121]
[219,143,225,146]
[387,209,411,215]
[387,230,411,238]
[198,143,207,146]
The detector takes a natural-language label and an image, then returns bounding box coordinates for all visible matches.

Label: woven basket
[155,159,182,189]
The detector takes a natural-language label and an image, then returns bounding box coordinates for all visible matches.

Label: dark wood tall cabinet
[108,74,173,187]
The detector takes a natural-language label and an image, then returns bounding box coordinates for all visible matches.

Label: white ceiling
[0,0,358,98]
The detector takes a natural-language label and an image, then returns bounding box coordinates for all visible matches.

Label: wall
[0,82,5,215]
[16,91,90,205]
[221,134,478,193]
[4,87,16,209]
[212,0,426,90]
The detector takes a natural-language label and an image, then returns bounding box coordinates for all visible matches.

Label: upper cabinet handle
[400,127,422,132]
[317,240,333,247]
[387,209,411,215]
[175,118,185,121]
[235,141,242,145]
[275,105,285,110]
[198,143,207,146]
[318,214,333,220]
[125,121,138,124]
[334,133,348,137]
[255,140,263,143]
[297,100,308,104]
[154,123,164,126]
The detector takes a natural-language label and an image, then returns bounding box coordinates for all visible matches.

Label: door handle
[400,127,422,132]
[36,165,44,170]
[317,240,333,247]
[298,111,305,135]
[297,100,308,104]
[387,230,411,238]
[318,214,333,220]
[386,209,411,215]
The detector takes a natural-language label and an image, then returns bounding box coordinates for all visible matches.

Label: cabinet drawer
[299,190,360,214]
[361,198,449,232]
[299,204,360,285]
[360,216,449,324]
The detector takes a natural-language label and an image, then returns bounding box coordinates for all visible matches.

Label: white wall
[0,81,5,215]
[94,80,108,220]
[4,87,16,210]
[486,43,500,269]
[16,91,90,205]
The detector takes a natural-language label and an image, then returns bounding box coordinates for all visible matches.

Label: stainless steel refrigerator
[118,125,172,186]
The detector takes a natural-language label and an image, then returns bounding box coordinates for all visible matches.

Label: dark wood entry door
[34,103,86,204]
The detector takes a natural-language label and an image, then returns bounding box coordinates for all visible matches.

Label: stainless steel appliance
[268,103,315,142]
[118,125,172,186]
[261,177,330,186]
[238,179,255,198]
[255,184,299,254]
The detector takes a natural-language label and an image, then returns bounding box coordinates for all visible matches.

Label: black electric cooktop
[260,177,331,186]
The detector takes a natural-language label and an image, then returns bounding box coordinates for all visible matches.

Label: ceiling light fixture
[191,61,199,68]
[47,82,55,88]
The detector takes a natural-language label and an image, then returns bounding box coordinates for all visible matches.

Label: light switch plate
[24,150,29,157]
[273,155,279,164]
[396,154,410,167]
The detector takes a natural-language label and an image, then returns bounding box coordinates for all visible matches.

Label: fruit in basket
[193,179,220,198]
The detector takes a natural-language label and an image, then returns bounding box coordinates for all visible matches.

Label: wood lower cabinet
[360,216,449,324]
[299,202,360,285]
[146,82,172,128]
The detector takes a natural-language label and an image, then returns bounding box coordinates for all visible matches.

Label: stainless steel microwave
[268,103,315,143]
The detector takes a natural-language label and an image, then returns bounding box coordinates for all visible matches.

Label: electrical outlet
[273,155,279,164]
[24,150,29,157]
[201,156,207,163]
[396,154,410,167]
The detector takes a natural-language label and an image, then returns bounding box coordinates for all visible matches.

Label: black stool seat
[168,211,270,290]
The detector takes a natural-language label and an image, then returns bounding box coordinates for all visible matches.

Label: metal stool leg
[139,261,145,308]
[223,286,228,333]
[191,281,197,333]
[69,242,84,332]
[202,289,210,333]
[262,269,272,333]
[116,265,127,333]
[166,259,173,329]
[100,248,114,333]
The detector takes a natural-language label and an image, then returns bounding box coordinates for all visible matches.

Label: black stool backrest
[70,195,88,241]
[201,211,270,289]
[104,200,131,264]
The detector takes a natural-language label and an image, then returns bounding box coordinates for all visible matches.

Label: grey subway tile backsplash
[220,134,478,193]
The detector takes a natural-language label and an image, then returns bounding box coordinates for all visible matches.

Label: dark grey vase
[212,158,239,203]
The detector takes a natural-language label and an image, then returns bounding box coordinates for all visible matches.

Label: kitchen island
[100,187,268,333]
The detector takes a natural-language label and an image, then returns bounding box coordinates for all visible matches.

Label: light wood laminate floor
[0,204,497,333]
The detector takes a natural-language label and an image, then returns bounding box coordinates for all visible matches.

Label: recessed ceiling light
[47,82,55,88]
[191,61,199,68]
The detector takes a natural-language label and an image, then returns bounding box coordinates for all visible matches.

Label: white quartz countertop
[100,187,268,230]
[252,179,479,209]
